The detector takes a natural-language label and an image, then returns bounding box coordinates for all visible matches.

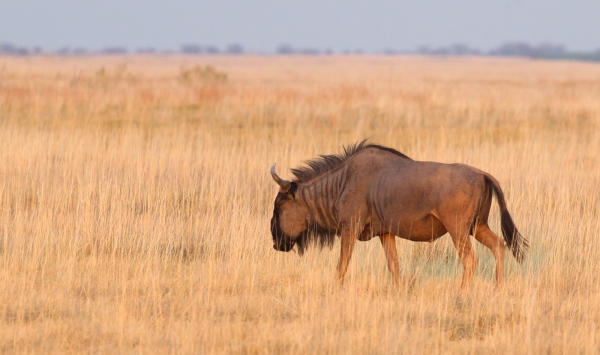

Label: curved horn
[270,164,291,192]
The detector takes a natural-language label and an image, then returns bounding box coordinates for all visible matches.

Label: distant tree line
[181,44,244,54]
[1,43,42,55]
[414,42,600,61]
[1,41,599,61]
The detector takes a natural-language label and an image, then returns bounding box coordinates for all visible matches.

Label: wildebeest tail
[484,174,529,263]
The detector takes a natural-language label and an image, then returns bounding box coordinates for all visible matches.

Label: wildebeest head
[270,164,308,252]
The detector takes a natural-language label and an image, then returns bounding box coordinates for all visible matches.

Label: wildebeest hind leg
[447,224,478,291]
[474,224,506,287]
[379,234,401,285]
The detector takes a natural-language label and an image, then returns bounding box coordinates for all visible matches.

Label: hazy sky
[1,0,599,52]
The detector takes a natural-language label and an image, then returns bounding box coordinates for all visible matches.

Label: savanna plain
[0,55,599,354]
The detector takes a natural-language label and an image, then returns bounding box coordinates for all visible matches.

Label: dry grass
[0,55,599,354]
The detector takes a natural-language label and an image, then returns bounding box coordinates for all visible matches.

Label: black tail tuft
[485,175,529,263]
[499,208,528,263]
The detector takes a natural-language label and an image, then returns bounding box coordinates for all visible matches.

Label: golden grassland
[0,55,599,354]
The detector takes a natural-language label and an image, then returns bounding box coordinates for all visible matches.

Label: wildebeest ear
[285,192,295,202]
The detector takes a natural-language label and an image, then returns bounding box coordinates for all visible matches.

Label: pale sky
[1,0,599,52]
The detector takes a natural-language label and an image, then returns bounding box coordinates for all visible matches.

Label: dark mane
[291,139,411,183]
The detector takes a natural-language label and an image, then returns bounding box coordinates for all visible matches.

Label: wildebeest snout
[273,237,294,252]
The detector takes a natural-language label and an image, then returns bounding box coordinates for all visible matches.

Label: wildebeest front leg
[337,229,357,284]
[379,233,401,285]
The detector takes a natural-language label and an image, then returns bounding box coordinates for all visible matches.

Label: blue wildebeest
[270,140,528,290]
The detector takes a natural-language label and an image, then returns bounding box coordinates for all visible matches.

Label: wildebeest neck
[296,165,346,231]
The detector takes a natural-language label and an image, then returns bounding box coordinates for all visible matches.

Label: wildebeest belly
[378,214,447,242]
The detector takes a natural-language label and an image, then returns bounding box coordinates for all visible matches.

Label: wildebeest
[270,140,528,290]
